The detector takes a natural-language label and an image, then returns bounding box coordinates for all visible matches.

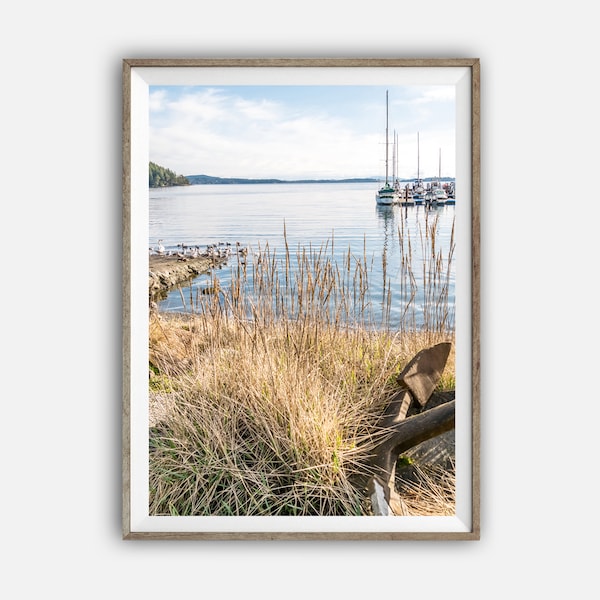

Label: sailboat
[445,180,456,205]
[392,130,414,207]
[375,91,398,206]
[432,148,448,205]
[412,132,425,205]
[397,132,414,207]
[393,130,400,195]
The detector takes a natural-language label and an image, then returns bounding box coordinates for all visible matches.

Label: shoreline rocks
[149,255,226,297]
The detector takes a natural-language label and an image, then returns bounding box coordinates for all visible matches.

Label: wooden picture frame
[122,58,480,540]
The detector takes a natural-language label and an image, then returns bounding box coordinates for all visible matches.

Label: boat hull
[375,193,395,206]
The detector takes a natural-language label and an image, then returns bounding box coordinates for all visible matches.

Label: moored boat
[432,187,448,204]
[433,187,448,202]
[445,181,455,204]
[413,182,425,205]
[375,91,399,206]
[426,148,447,206]
[412,133,425,205]
[424,187,446,207]
[399,183,415,207]
[375,183,396,205]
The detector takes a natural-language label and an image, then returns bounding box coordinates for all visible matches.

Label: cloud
[417,86,456,103]
[149,86,455,180]
[149,89,168,112]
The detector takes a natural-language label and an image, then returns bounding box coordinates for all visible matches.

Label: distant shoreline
[150,175,455,188]
[185,175,379,185]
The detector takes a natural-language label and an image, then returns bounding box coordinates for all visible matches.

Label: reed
[149,218,455,516]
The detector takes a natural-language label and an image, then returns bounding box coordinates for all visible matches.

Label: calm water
[149,182,456,330]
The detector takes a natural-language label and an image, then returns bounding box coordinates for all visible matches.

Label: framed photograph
[122,58,480,540]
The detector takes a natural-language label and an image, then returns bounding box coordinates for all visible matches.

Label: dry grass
[396,461,456,516]
[149,222,455,516]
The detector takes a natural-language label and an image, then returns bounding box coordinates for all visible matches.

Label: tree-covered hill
[149,162,190,187]
[186,174,379,185]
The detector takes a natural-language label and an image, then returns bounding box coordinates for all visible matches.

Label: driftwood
[365,342,455,515]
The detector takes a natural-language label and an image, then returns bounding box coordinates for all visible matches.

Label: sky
[149,85,456,181]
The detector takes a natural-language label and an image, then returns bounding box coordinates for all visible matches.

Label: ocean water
[149,182,456,330]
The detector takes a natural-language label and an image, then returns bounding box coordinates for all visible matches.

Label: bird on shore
[156,240,165,255]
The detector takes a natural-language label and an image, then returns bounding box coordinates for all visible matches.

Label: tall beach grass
[149,213,456,516]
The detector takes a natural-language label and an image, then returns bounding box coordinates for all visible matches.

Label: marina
[374,92,454,208]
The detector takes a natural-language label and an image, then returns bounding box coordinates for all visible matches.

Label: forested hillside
[149,162,190,187]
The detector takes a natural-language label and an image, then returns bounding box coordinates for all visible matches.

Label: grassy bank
[149,218,455,516]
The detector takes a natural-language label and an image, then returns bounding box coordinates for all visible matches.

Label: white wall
[2,2,598,598]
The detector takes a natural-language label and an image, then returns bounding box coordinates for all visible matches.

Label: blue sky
[149,85,455,180]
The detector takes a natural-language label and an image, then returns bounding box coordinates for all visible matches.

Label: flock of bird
[149,239,249,261]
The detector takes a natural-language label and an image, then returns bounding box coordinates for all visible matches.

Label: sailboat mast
[385,90,389,185]
[392,130,397,183]
[417,132,420,181]
[396,131,399,183]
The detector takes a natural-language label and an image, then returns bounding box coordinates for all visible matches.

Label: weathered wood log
[374,342,452,433]
[364,342,455,515]
[370,400,455,482]
[397,342,451,407]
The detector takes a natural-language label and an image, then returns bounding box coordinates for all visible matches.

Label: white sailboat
[393,130,400,195]
[424,148,448,207]
[413,132,425,205]
[396,132,415,207]
[432,148,448,204]
[375,91,398,206]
